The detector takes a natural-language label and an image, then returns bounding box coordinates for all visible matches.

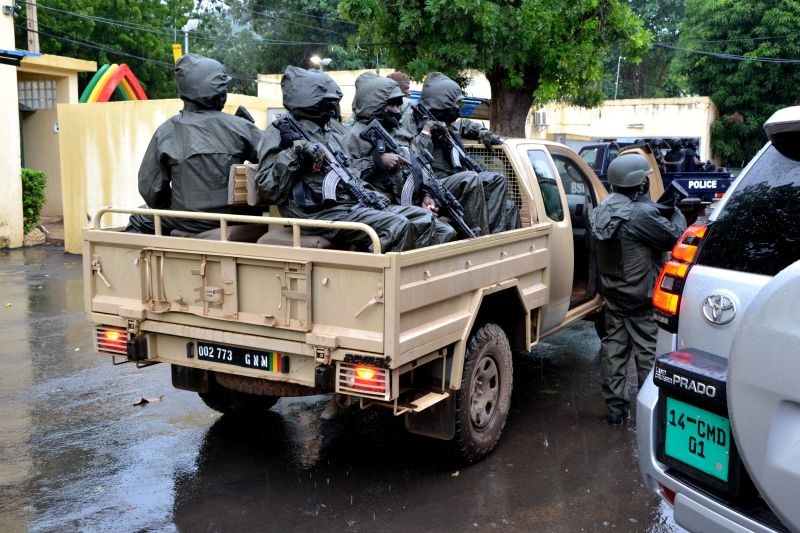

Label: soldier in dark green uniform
[127,54,264,239]
[340,72,456,244]
[254,66,443,252]
[590,153,687,425]
[406,72,519,233]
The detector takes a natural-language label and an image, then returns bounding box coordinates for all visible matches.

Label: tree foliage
[338,0,651,136]
[604,0,688,99]
[675,0,800,166]
[193,0,377,92]
[14,0,194,99]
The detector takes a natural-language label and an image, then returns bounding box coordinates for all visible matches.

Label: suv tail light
[653,224,708,332]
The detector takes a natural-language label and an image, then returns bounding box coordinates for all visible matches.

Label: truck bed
[85,211,550,394]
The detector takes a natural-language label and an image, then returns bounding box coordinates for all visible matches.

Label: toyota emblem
[702,293,736,325]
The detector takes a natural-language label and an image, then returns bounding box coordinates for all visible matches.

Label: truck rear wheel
[454,323,513,463]
[199,374,278,416]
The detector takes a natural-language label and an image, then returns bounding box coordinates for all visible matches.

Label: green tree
[338,0,651,136]
[675,0,800,166]
[14,0,194,98]
[193,0,377,90]
[605,0,688,99]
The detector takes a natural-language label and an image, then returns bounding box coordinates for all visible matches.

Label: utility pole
[27,0,39,53]
[614,55,623,100]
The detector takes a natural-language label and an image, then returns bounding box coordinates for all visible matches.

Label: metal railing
[91,207,383,254]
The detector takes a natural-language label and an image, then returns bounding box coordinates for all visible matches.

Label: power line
[655,42,800,64]
[14,23,264,83]
[223,2,347,37]
[217,0,359,27]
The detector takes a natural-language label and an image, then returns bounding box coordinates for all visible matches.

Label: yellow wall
[18,56,96,219]
[58,94,280,253]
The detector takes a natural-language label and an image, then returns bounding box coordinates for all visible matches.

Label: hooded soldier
[127,54,264,237]
[406,72,518,233]
[589,153,686,425]
[339,72,456,244]
[254,66,444,252]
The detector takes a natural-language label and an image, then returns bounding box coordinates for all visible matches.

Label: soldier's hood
[352,72,404,122]
[282,65,341,111]
[420,72,463,110]
[175,54,230,108]
[590,194,634,241]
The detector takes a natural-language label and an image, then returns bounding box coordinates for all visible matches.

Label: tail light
[653,224,708,332]
[95,325,128,355]
[336,363,389,401]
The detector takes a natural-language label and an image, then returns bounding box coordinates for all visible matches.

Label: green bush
[21,168,47,234]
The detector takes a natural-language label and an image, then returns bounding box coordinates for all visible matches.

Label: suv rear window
[697,145,800,276]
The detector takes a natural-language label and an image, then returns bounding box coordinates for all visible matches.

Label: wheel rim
[470,354,499,429]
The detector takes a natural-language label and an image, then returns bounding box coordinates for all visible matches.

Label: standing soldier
[407,72,518,233]
[589,153,687,425]
[254,66,443,252]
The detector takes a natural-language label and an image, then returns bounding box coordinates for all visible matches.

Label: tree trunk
[487,68,537,138]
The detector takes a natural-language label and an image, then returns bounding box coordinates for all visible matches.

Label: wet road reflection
[0,246,683,531]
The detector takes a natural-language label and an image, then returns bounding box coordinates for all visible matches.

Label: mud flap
[171,365,209,393]
[404,395,455,441]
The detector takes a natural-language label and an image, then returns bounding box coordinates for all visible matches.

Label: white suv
[637,106,800,532]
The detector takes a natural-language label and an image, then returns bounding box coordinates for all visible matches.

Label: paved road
[0,245,682,532]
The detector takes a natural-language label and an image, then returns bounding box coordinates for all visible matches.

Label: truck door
[524,147,573,332]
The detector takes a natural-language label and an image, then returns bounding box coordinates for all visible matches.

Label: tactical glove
[429,121,448,140]
[481,131,502,149]
[278,123,303,149]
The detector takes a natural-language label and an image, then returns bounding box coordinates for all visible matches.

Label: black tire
[198,375,279,416]
[454,323,513,463]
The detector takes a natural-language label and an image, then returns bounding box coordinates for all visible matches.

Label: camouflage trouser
[279,202,452,253]
[599,308,658,416]
[438,171,489,236]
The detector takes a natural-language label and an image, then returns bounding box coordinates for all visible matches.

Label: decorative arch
[79,63,148,103]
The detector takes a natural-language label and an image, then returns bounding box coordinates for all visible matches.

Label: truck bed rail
[92,206,383,253]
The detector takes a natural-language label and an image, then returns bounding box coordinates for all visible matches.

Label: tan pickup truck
[84,140,659,462]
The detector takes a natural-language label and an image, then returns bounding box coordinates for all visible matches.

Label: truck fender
[448,280,528,390]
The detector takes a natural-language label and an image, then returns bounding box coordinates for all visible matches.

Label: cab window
[528,150,564,221]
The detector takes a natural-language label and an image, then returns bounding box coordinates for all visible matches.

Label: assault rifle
[360,119,477,239]
[235,105,255,124]
[412,102,486,173]
[272,114,388,211]
[655,180,692,219]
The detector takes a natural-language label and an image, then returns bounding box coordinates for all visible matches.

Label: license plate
[196,341,285,372]
[664,397,731,482]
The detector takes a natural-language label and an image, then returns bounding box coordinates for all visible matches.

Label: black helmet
[607,153,651,188]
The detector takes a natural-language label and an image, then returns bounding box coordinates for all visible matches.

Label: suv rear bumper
[637,374,780,533]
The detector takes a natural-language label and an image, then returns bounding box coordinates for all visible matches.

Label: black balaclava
[281,65,342,127]
[420,72,463,125]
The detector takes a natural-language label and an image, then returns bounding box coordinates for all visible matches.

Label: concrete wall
[58,94,280,253]
[0,12,23,249]
[258,68,490,120]
[259,69,716,161]
[19,56,96,218]
[537,97,718,163]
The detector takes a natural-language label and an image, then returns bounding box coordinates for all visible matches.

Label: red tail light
[95,325,128,355]
[653,224,708,332]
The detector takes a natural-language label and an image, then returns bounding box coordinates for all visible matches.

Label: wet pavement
[0,245,683,532]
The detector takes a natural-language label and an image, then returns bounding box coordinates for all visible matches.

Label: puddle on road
[0,246,680,532]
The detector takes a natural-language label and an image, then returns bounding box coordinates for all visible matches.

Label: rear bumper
[637,373,780,533]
